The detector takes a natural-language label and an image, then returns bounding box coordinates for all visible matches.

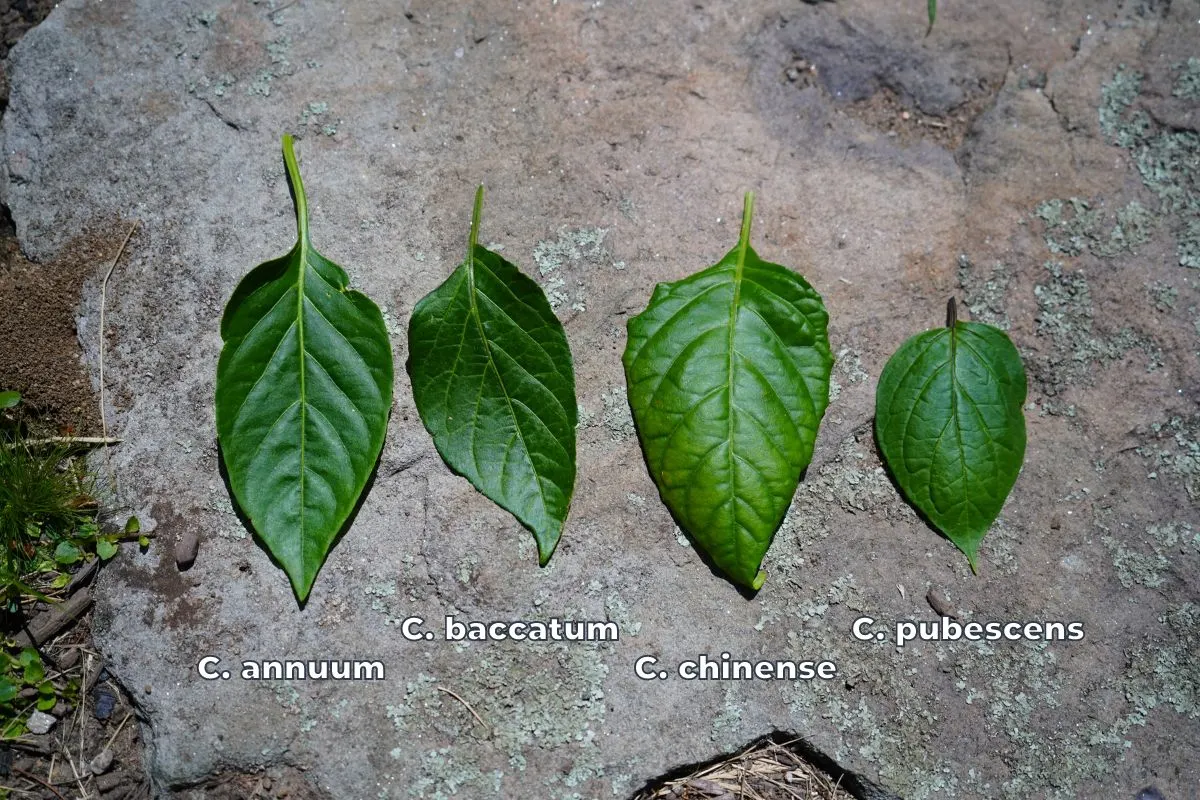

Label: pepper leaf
[623,194,833,590]
[215,135,393,601]
[407,187,577,564]
[875,300,1027,572]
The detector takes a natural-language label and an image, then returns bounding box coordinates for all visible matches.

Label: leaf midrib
[462,204,555,531]
[281,136,314,565]
[725,197,752,561]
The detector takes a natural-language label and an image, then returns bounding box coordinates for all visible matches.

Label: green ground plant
[0,392,117,738]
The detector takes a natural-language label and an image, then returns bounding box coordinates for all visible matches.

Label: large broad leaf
[623,194,833,590]
[215,135,393,601]
[875,300,1027,572]
[407,187,577,564]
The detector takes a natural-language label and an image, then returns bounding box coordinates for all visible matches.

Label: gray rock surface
[3,0,1199,797]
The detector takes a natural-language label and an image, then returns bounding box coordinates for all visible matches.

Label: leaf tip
[750,570,766,591]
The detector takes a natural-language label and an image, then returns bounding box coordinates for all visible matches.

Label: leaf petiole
[468,184,484,262]
[281,134,309,244]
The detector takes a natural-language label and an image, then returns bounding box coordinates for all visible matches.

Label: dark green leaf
[623,194,833,590]
[926,0,937,35]
[53,541,80,565]
[0,678,17,703]
[123,516,141,535]
[407,187,577,564]
[21,652,43,684]
[875,300,1027,571]
[215,135,394,601]
[0,391,19,409]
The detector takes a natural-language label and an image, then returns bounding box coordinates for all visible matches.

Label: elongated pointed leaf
[407,187,577,564]
[623,194,833,590]
[875,301,1027,571]
[215,135,393,601]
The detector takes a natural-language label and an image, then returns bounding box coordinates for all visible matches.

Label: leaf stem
[282,134,309,244]
[739,191,755,253]
[468,185,484,262]
[946,297,957,329]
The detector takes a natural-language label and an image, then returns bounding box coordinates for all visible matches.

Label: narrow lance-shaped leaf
[875,299,1027,572]
[407,187,577,564]
[215,135,393,601]
[624,194,833,590]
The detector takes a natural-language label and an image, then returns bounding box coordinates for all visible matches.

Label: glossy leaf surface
[623,194,832,590]
[216,135,393,601]
[875,302,1026,571]
[407,187,576,564]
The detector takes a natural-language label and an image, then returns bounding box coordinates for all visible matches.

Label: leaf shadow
[216,439,383,609]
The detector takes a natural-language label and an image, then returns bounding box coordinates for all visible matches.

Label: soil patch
[0,214,131,436]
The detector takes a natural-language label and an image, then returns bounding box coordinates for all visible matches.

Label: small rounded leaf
[875,305,1027,571]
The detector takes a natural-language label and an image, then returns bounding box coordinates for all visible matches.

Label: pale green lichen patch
[957,254,1011,328]
[827,347,868,403]
[533,228,621,313]
[1173,57,1200,100]
[301,101,338,136]
[1125,602,1200,721]
[385,642,610,793]
[533,228,610,276]
[408,748,502,799]
[1100,66,1200,268]
[710,685,744,744]
[601,387,634,441]
[1136,414,1200,500]
[1030,262,1163,411]
[1147,280,1178,312]
[1102,533,1170,588]
[603,592,641,637]
[1035,197,1153,258]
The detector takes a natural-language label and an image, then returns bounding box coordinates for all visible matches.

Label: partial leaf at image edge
[407,187,577,564]
[215,135,393,602]
[623,193,833,590]
[874,300,1027,572]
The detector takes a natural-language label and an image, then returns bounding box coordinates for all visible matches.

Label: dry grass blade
[637,738,854,800]
[97,220,139,498]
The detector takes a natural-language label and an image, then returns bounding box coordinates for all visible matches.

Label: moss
[957,254,1011,328]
